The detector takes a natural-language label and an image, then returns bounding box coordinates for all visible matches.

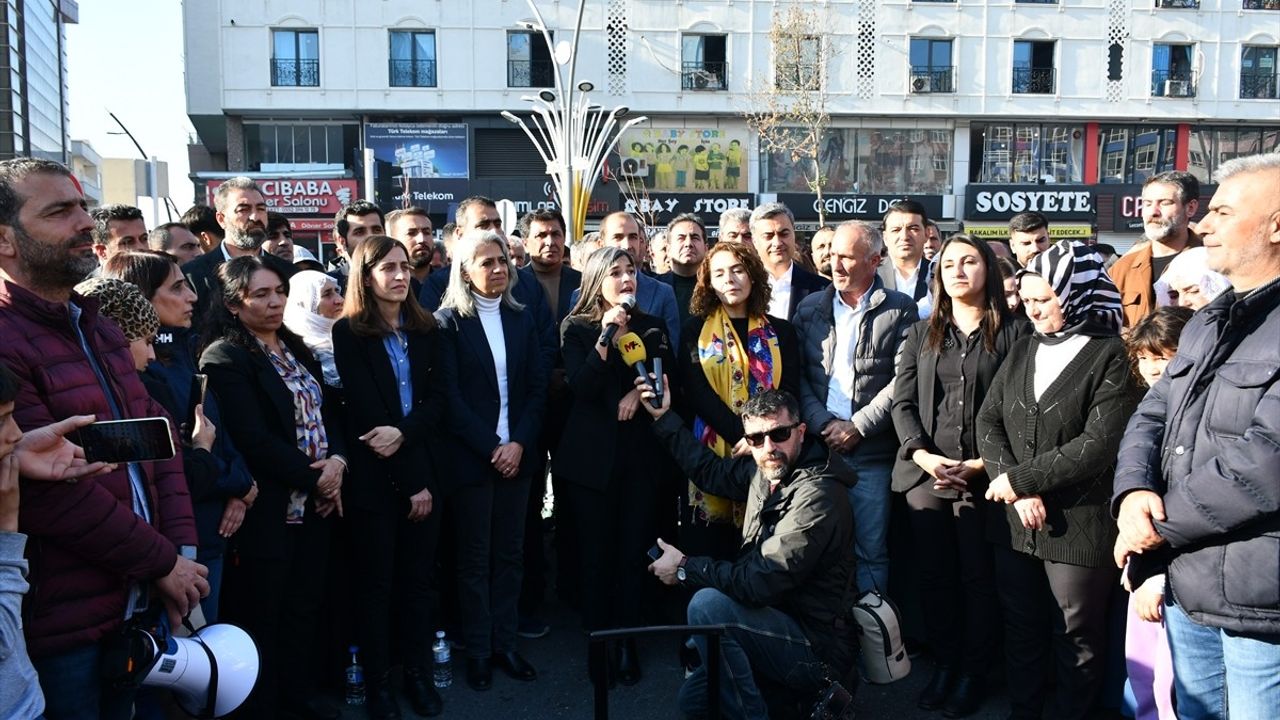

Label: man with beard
[90,204,147,264]
[657,212,708,325]
[810,225,835,279]
[328,200,385,282]
[641,388,856,720]
[1109,171,1202,327]
[182,176,298,330]
[0,158,205,717]
[1008,211,1051,269]
[386,206,434,296]
[147,222,205,264]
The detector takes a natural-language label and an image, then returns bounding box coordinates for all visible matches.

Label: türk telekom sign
[205,178,359,219]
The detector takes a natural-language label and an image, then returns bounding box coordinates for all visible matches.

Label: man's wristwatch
[676,555,688,584]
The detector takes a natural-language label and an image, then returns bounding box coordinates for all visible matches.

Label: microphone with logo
[598,293,637,347]
[618,332,663,410]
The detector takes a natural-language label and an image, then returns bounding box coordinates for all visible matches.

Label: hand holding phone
[647,543,663,562]
[73,417,176,464]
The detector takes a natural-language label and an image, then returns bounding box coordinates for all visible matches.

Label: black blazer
[877,260,931,302]
[518,265,581,325]
[787,264,831,319]
[199,338,345,559]
[183,245,298,328]
[434,304,549,494]
[330,318,441,512]
[890,317,1029,496]
[553,312,674,491]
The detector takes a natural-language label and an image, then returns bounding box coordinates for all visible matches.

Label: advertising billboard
[616,127,750,193]
[365,123,470,213]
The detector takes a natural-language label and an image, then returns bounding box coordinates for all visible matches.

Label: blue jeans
[33,642,137,720]
[1165,598,1280,720]
[844,451,892,593]
[679,588,828,720]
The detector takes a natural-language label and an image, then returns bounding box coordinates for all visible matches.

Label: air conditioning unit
[910,74,932,94]
[1164,79,1193,97]
[694,73,710,89]
[620,157,649,178]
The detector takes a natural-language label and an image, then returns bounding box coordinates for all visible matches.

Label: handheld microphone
[617,332,660,408]
[599,293,637,347]
[652,357,664,409]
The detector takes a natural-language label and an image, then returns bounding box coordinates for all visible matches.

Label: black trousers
[222,512,331,719]
[453,472,532,658]
[348,498,441,676]
[519,384,570,618]
[560,461,656,632]
[993,544,1117,720]
[905,484,998,671]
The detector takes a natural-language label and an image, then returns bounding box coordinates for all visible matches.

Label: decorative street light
[500,0,647,245]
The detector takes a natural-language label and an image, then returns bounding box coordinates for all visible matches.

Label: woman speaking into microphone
[556,246,675,685]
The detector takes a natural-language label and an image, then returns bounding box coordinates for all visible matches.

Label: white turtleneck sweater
[475,293,511,444]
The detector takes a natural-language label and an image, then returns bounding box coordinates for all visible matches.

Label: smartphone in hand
[74,417,176,464]
[646,544,663,562]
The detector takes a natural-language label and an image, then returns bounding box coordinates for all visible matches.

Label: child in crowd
[1121,305,1194,720]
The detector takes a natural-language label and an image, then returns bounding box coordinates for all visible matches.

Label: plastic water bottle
[432,630,453,688]
[345,645,366,705]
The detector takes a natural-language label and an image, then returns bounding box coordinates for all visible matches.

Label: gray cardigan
[791,278,917,456]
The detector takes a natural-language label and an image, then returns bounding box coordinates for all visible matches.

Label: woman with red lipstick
[331,235,444,718]
[199,256,348,719]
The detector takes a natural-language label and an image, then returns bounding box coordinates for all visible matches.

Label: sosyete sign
[965,185,1096,221]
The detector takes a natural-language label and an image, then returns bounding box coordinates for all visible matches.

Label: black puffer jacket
[1113,277,1280,635]
[650,412,857,674]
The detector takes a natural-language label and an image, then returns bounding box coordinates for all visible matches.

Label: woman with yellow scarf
[677,242,800,559]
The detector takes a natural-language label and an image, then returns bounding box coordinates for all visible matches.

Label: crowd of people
[0,152,1277,720]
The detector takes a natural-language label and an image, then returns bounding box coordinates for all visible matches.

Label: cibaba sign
[965,185,1096,221]
[205,178,358,217]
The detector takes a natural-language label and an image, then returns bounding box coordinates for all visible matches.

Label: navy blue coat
[433,302,549,494]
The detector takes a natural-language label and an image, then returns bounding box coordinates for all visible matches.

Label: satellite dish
[554,40,573,65]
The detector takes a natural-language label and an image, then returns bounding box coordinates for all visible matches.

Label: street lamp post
[500,0,646,246]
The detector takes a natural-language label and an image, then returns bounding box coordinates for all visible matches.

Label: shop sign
[775,193,946,221]
[205,178,358,218]
[620,193,753,225]
[965,224,1093,239]
[365,122,470,213]
[965,185,1096,221]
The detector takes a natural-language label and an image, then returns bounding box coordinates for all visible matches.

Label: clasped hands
[912,450,983,493]
[983,471,1046,530]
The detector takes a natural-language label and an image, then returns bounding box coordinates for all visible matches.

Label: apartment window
[912,0,955,3]
[682,35,728,91]
[508,31,554,88]
[389,31,436,87]
[1152,43,1196,97]
[1154,0,1199,8]
[1241,46,1278,99]
[1015,0,1058,4]
[909,38,954,93]
[1189,126,1280,183]
[244,123,357,172]
[1012,40,1056,94]
[775,35,820,91]
[271,29,319,87]
[1095,125,1177,183]
[1243,1,1280,8]
[973,123,1082,183]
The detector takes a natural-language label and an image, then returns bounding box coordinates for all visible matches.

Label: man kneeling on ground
[641,385,857,719]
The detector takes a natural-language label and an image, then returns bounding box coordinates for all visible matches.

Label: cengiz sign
[964,185,1096,221]
[205,178,359,228]
[774,193,945,222]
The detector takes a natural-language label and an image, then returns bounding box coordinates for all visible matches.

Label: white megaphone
[136,623,260,718]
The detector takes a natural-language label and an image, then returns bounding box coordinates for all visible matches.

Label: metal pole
[147,156,160,228]
[363,148,376,203]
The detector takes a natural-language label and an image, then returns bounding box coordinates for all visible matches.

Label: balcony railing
[1155,0,1199,8]
[1241,71,1279,99]
[508,59,554,88]
[1012,66,1056,94]
[909,66,955,93]
[1243,0,1280,8]
[270,58,319,87]
[1151,69,1198,97]
[389,59,436,87]
[681,61,728,91]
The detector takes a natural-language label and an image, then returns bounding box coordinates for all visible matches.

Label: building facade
[0,0,77,163]
[183,0,1279,252]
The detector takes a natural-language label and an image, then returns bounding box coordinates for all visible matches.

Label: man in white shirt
[792,222,916,593]
[750,203,829,320]
[877,199,933,319]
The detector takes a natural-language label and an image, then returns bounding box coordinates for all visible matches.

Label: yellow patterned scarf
[690,306,783,526]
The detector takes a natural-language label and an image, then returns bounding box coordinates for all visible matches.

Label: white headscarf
[1154,246,1232,308]
[284,270,342,387]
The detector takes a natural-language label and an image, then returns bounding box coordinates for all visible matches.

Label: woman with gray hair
[435,230,549,691]
[1153,246,1231,310]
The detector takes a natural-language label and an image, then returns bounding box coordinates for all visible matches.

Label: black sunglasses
[742,422,800,448]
